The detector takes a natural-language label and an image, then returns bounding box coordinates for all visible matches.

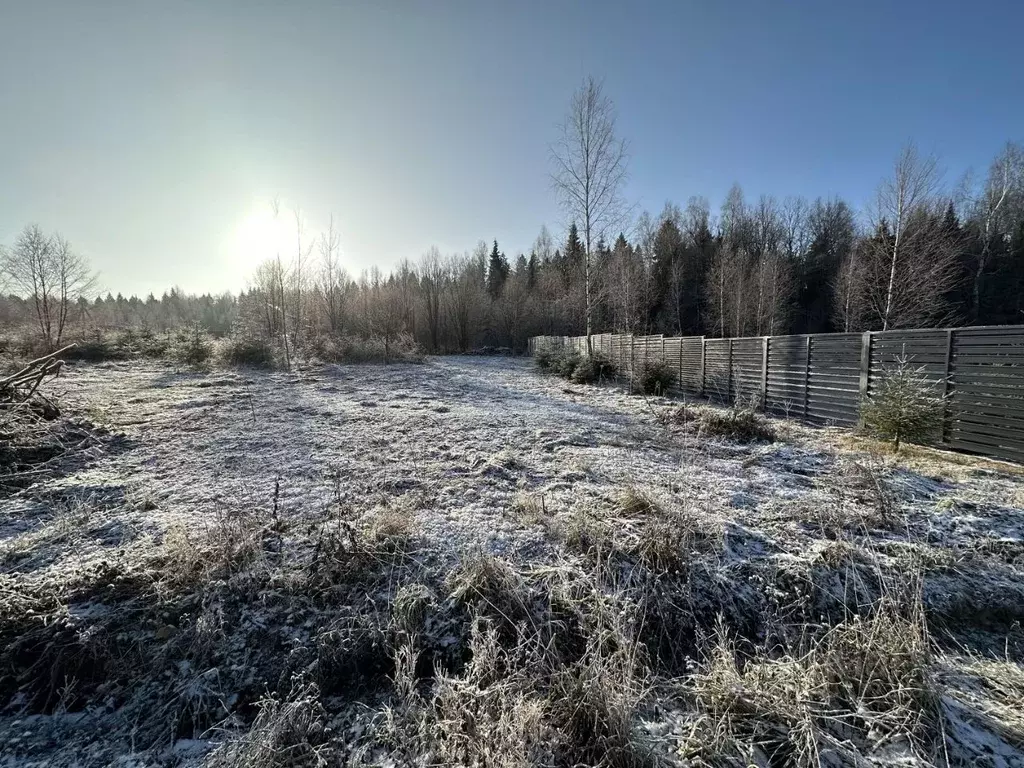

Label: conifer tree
[486,240,510,299]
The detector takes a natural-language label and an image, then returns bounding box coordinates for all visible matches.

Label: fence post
[942,329,954,443]
[678,338,684,396]
[761,336,769,411]
[700,336,706,398]
[727,338,734,404]
[858,332,871,399]
[858,331,872,425]
[803,335,811,419]
[630,335,636,393]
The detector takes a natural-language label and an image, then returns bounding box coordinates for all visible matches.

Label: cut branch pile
[0,344,75,416]
[0,344,103,492]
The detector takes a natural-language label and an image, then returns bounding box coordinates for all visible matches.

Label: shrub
[174,324,213,369]
[555,351,582,380]
[636,359,675,395]
[534,347,559,371]
[220,333,277,368]
[697,406,776,442]
[7,328,172,364]
[119,327,172,359]
[309,333,423,364]
[571,353,617,384]
[861,354,945,452]
[61,331,128,362]
[137,328,172,358]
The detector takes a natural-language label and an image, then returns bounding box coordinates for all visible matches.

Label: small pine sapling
[861,354,945,452]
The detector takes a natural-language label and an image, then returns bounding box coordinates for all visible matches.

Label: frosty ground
[1,356,1023,766]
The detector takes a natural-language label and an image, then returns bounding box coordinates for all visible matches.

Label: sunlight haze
[1,0,1021,296]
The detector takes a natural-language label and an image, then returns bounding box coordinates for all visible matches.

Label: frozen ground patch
[0,356,1022,766]
[9,357,721,565]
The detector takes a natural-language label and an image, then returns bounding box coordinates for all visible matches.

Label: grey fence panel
[680,337,704,395]
[869,330,950,391]
[766,335,809,416]
[664,338,684,396]
[731,337,764,405]
[948,326,1024,462]
[529,325,1024,464]
[612,334,632,381]
[807,333,862,425]
[704,339,731,401]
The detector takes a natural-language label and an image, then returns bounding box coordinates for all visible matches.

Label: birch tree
[550,76,630,353]
[870,144,956,330]
[969,141,1023,320]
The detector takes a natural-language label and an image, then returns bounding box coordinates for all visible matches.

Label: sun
[228,204,294,270]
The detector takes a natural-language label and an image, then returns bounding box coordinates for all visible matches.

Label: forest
[2,139,1023,358]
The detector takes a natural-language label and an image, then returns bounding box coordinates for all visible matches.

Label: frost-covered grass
[0,356,1022,766]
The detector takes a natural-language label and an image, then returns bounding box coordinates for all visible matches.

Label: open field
[2,356,1024,766]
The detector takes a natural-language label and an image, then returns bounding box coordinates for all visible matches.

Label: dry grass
[4,367,1024,766]
[831,431,1024,481]
[205,680,332,767]
[418,624,552,766]
[687,590,941,766]
[367,507,417,551]
[5,478,1021,766]
[696,406,777,443]
[448,551,536,634]
[616,486,661,517]
[510,492,549,526]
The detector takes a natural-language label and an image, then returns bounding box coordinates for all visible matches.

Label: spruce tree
[514,254,528,277]
[565,224,584,271]
[486,239,510,299]
[527,252,538,289]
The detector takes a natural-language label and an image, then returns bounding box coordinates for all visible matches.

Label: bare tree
[606,235,647,333]
[493,269,532,351]
[419,247,446,353]
[317,215,347,334]
[251,259,284,339]
[781,196,811,259]
[969,141,1024,320]
[1,224,96,349]
[532,225,554,263]
[836,156,960,332]
[706,244,747,338]
[633,209,657,260]
[748,196,785,334]
[870,144,954,330]
[291,209,314,346]
[365,268,404,363]
[550,76,630,353]
[444,253,484,352]
[834,244,864,332]
[719,184,749,250]
[752,251,794,335]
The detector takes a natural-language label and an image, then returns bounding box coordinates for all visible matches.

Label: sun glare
[229,205,294,270]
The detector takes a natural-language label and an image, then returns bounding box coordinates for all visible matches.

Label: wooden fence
[528,325,1024,464]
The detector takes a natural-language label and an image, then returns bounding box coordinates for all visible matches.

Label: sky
[1,0,1022,297]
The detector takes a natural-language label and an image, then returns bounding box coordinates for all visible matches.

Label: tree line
[2,79,1022,356]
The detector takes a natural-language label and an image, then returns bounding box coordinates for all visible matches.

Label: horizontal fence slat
[530,325,1024,464]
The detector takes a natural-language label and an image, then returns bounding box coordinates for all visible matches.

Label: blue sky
[1,0,1021,295]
